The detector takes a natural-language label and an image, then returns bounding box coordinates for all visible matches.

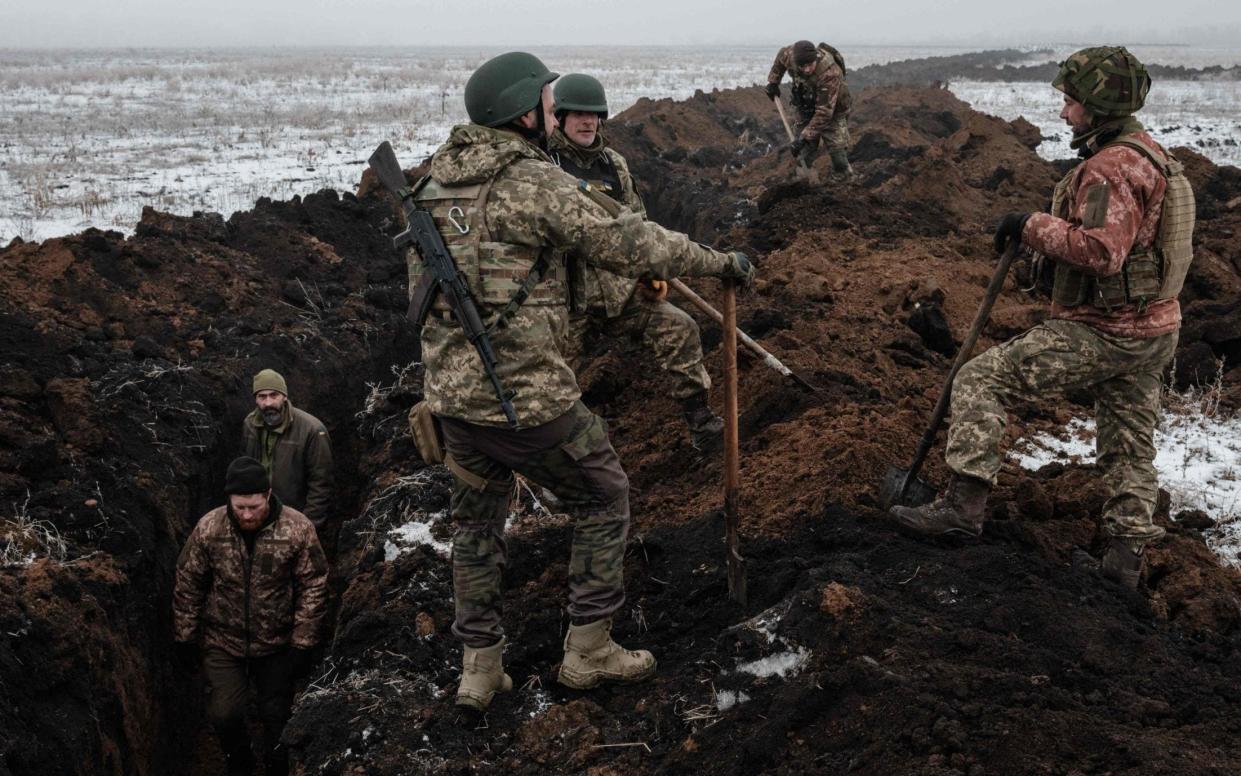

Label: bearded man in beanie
[548,73,725,449]
[242,368,334,533]
[766,40,855,182]
[173,456,329,775]
[888,47,1194,592]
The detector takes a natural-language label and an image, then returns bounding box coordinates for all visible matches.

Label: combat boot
[558,618,656,689]
[682,393,724,450]
[829,150,857,184]
[1100,537,1145,590]
[889,474,990,538]
[455,638,512,711]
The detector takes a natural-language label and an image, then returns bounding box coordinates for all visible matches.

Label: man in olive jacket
[173,456,329,776]
[242,368,333,533]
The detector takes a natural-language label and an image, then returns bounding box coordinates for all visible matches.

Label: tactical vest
[1050,136,1195,310]
[790,45,852,118]
[551,148,624,204]
[408,175,566,322]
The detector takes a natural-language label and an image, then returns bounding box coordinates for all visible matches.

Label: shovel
[722,277,747,606]
[772,97,821,185]
[880,242,1020,508]
[669,278,820,394]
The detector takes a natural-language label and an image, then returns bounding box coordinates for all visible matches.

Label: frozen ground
[5,44,1241,244]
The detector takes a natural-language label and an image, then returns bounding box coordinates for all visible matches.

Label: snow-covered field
[7,44,1240,244]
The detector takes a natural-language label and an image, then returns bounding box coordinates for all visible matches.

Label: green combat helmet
[1053,46,1151,119]
[553,73,609,119]
[464,52,559,127]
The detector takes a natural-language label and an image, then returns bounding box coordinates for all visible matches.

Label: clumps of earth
[3,60,1241,775]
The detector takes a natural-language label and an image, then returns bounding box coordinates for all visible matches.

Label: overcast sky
[2,0,1240,49]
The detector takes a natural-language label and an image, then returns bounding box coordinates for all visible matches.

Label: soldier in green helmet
[409,52,755,712]
[888,46,1194,593]
[547,73,725,450]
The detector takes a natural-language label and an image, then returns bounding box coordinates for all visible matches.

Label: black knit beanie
[224,456,270,495]
[793,41,818,66]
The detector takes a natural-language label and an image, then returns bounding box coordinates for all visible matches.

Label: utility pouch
[560,409,608,462]
[1124,249,1162,302]
[408,400,445,465]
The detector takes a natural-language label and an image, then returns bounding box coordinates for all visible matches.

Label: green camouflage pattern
[420,123,735,428]
[1053,46,1150,119]
[794,114,851,165]
[442,401,630,647]
[944,319,1175,543]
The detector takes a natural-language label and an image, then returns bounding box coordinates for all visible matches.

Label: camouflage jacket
[419,123,734,427]
[242,402,334,530]
[768,44,851,141]
[1023,129,1179,338]
[548,128,649,318]
[173,499,329,658]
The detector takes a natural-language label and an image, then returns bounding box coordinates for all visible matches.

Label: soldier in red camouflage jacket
[889,46,1192,593]
[766,40,855,181]
[174,456,328,776]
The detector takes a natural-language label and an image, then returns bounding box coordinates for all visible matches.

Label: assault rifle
[367,141,520,429]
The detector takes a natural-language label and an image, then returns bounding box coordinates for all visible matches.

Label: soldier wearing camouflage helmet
[548,73,725,449]
[767,40,855,182]
[888,46,1194,592]
[410,52,755,711]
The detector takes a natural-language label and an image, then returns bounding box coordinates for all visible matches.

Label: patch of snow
[715,689,752,711]
[385,510,452,558]
[736,647,810,679]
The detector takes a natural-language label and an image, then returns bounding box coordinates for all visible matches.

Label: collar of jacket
[548,127,607,168]
[226,493,284,537]
[249,400,293,433]
[1071,115,1145,157]
[429,123,554,186]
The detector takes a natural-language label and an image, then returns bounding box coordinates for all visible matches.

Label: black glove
[289,647,315,679]
[994,212,1031,254]
[765,82,781,99]
[789,138,806,159]
[721,251,756,290]
[173,641,199,672]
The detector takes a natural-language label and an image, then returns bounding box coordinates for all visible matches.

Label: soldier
[548,73,724,449]
[242,368,334,535]
[411,52,754,711]
[766,40,855,182]
[888,47,1194,591]
[173,456,329,776]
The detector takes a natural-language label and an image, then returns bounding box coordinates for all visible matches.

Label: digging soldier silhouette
[173,456,329,776]
[766,40,856,183]
[888,47,1195,591]
[547,73,725,450]
[400,51,754,712]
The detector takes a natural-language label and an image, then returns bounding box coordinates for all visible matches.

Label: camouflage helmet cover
[553,73,609,119]
[1053,46,1151,119]
[464,51,559,127]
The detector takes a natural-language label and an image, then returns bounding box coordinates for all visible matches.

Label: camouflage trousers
[795,114,851,161]
[440,401,630,648]
[945,318,1177,543]
[565,292,711,400]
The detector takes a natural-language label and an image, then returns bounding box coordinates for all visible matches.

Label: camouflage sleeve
[768,46,791,85]
[609,150,647,219]
[495,161,732,281]
[1021,148,1157,277]
[291,523,329,649]
[801,66,843,141]
[302,426,333,530]
[172,518,212,643]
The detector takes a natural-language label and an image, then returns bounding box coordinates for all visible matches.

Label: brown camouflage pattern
[242,402,334,530]
[173,502,329,657]
[419,123,736,428]
[1023,131,1179,338]
[768,44,851,141]
[440,401,630,648]
[945,319,1175,543]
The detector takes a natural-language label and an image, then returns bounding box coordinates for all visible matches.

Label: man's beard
[261,407,284,426]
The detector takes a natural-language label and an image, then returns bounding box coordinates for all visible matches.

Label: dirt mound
[2,83,1240,776]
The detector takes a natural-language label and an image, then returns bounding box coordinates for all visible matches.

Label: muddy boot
[681,393,724,451]
[558,618,656,689]
[829,149,857,184]
[1101,537,1145,590]
[888,474,990,538]
[455,638,512,711]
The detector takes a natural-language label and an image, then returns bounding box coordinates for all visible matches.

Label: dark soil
[2,73,1241,776]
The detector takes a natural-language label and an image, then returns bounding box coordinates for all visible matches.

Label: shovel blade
[880,466,937,509]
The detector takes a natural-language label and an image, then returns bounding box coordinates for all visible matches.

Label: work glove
[173,640,200,672]
[789,138,806,160]
[720,251,756,290]
[289,647,316,679]
[639,278,670,301]
[993,212,1031,254]
[765,82,781,99]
